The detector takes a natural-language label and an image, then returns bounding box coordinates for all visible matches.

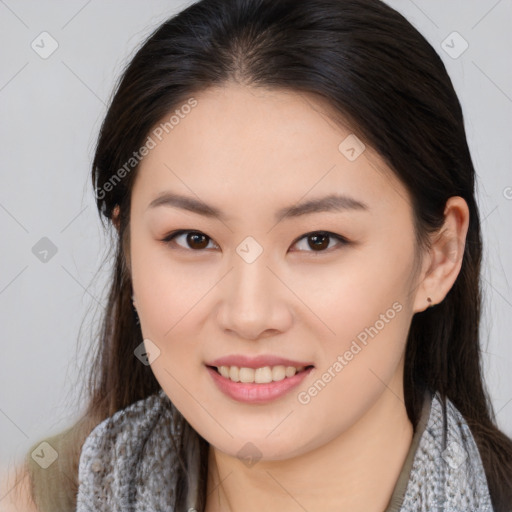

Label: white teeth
[239,367,255,383]
[255,366,273,383]
[216,364,309,383]
[228,366,239,382]
[285,366,297,378]
[271,365,286,382]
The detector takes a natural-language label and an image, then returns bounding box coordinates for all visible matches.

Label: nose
[215,254,293,340]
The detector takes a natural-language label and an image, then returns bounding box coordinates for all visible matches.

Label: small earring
[427,297,435,308]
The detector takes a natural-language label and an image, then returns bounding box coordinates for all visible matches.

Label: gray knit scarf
[75,388,495,511]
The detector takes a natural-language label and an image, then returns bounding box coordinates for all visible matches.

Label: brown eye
[307,233,329,251]
[186,232,209,249]
[291,231,348,253]
[162,230,348,254]
[162,230,217,251]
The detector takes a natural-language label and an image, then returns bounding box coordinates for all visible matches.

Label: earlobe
[112,204,121,231]
[412,196,469,313]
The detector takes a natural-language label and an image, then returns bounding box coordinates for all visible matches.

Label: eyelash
[160,230,349,254]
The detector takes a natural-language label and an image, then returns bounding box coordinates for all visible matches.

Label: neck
[204,379,414,512]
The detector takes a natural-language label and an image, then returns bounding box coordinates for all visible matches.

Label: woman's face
[129,83,426,460]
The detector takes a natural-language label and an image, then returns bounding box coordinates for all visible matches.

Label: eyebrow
[146,191,369,222]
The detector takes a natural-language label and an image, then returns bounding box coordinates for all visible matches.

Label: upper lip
[206,354,314,369]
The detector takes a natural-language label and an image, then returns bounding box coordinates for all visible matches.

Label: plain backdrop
[1,0,511,473]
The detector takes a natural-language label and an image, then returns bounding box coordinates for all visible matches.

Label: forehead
[133,83,411,217]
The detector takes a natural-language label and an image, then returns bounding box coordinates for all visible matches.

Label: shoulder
[430,391,488,464]
[2,423,81,512]
[401,390,494,511]
[76,389,182,511]
[78,389,180,465]
[0,464,40,512]
[6,425,85,512]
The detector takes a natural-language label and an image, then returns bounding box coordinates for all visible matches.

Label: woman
[4,0,512,510]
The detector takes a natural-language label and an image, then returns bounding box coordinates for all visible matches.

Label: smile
[206,364,314,404]
[213,364,312,383]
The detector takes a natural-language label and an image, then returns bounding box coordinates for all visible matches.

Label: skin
[0,466,39,512]
[123,83,469,512]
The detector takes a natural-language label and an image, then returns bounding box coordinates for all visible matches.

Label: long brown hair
[22,0,512,510]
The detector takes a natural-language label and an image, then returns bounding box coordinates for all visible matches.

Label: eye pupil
[187,232,209,249]
[309,233,329,251]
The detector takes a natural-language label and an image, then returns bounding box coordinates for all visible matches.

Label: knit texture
[400,395,493,511]
[75,388,494,511]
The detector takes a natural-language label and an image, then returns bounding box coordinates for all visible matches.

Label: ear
[412,196,470,313]
[112,204,121,232]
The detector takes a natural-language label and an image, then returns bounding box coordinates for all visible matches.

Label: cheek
[130,230,212,333]
[129,236,226,389]
[297,243,414,399]
[298,245,411,344]
[292,276,411,443]
[133,253,213,414]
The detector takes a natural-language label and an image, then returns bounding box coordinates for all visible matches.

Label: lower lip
[206,365,314,404]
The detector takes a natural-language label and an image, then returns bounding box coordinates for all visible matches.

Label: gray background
[1,0,511,473]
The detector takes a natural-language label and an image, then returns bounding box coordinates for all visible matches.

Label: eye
[290,231,348,253]
[162,230,348,253]
[162,230,218,251]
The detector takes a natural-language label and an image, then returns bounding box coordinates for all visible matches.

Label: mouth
[206,364,314,384]
[205,364,315,404]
